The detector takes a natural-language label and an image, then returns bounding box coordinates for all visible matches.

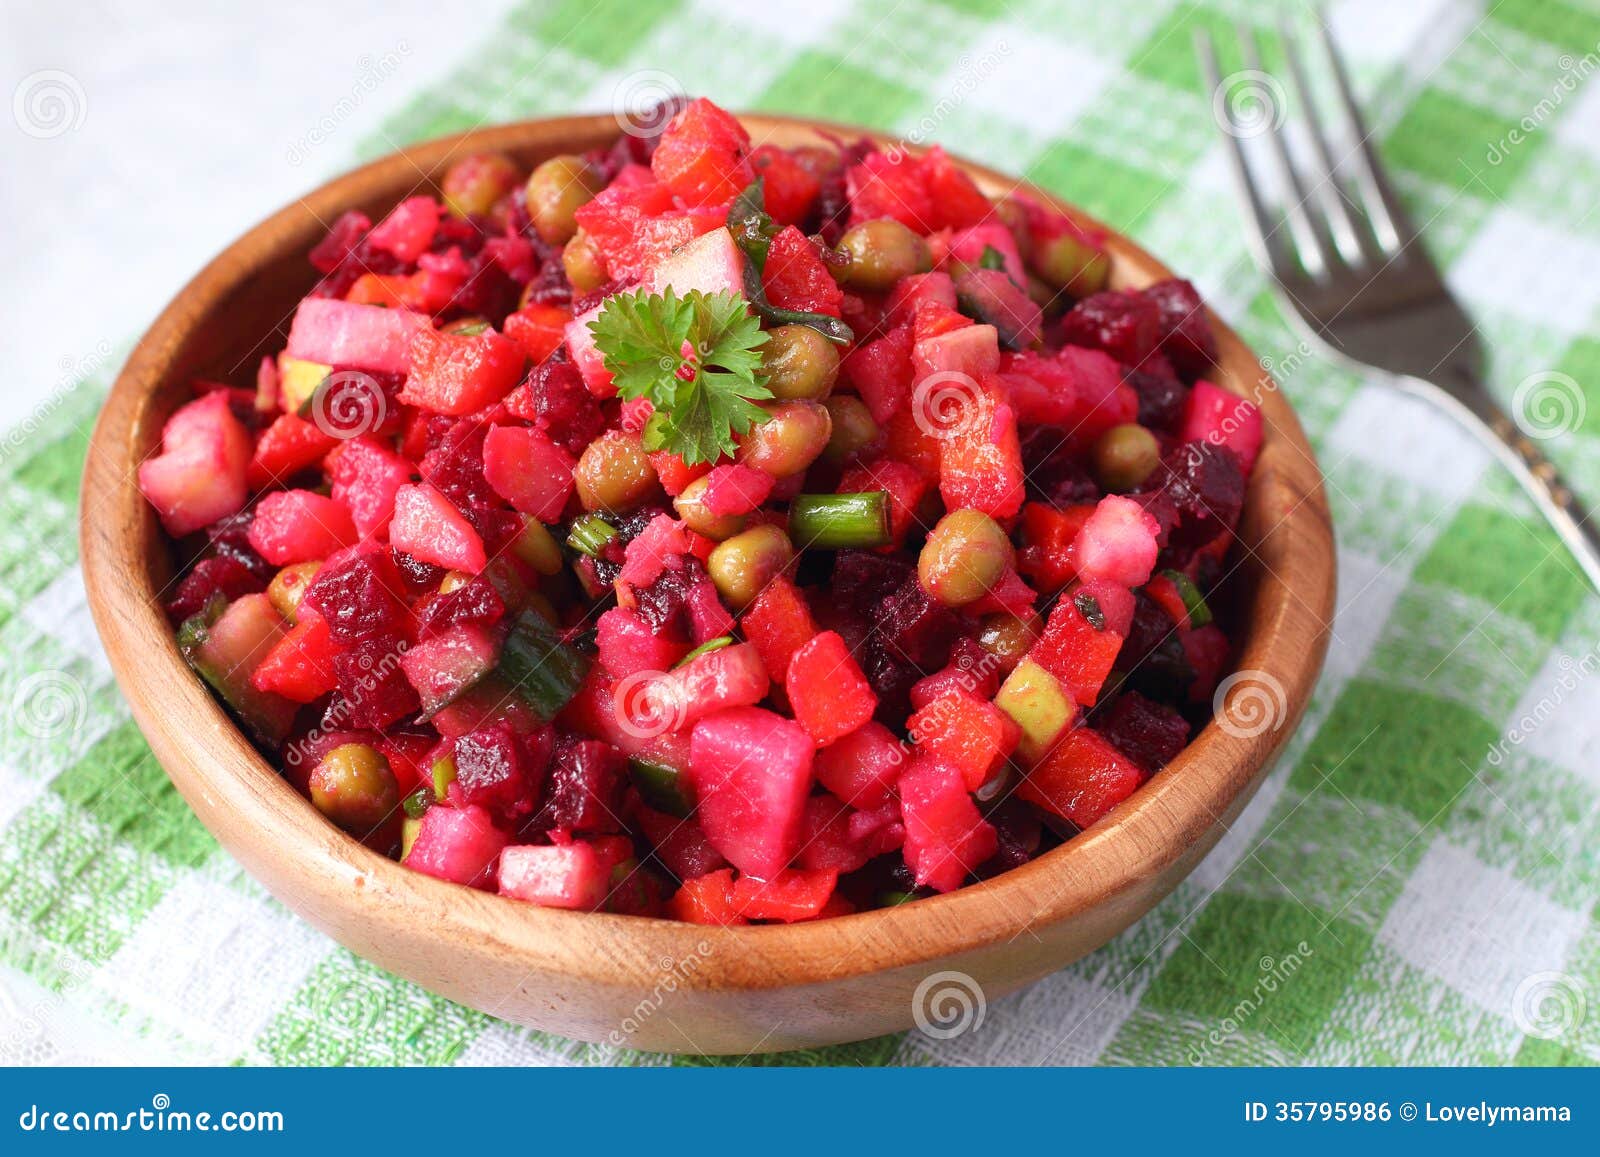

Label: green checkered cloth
[4,0,1598,1066]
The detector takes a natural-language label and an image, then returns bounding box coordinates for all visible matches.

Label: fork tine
[1236,24,1331,280]
[1278,18,1368,268]
[1195,27,1287,278]
[1315,13,1406,255]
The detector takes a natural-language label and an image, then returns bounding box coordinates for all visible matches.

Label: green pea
[674,474,748,541]
[575,430,659,513]
[525,154,604,244]
[820,395,879,466]
[708,524,794,608]
[1032,230,1110,298]
[761,324,840,401]
[737,400,832,479]
[441,152,522,219]
[310,743,400,834]
[918,509,1015,607]
[837,219,933,291]
[1091,423,1161,492]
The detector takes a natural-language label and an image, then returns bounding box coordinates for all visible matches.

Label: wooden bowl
[81,114,1335,1055]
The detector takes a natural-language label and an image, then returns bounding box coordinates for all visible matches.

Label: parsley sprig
[589,287,772,466]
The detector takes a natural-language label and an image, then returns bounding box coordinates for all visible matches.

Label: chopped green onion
[788,491,892,550]
[979,244,1006,271]
[498,610,591,721]
[676,635,734,667]
[628,757,695,817]
[727,180,854,345]
[567,514,618,557]
[1159,569,1213,628]
[402,787,434,820]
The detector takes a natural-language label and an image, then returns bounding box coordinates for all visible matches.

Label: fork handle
[1414,371,1600,597]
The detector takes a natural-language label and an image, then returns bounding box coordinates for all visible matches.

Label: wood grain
[80,114,1336,1055]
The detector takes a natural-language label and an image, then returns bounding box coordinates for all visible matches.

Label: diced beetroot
[1143,278,1218,378]
[366,195,440,262]
[636,804,729,881]
[786,630,878,746]
[1158,441,1246,550]
[1180,380,1262,474]
[498,841,611,910]
[762,226,843,319]
[1072,494,1161,589]
[1017,726,1145,828]
[251,610,341,703]
[505,359,606,456]
[730,868,838,922]
[404,804,509,889]
[1182,622,1231,703]
[415,574,505,639]
[651,98,753,208]
[617,643,769,737]
[688,706,814,879]
[740,576,817,685]
[666,867,747,925]
[1099,690,1191,773]
[842,324,914,425]
[453,721,546,817]
[246,490,358,566]
[434,676,544,741]
[331,633,421,728]
[298,546,409,643]
[482,424,576,522]
[595,606,691,680]
[138,391,252,537]
[538,738,626,833]
[165,555,264,624]
[399,327,525,417]
[286,297,430,376]
[1058,290,1162,367]
[898,757,997,893]
[399,623,501,716]
[699,463,773,517]
[813,720,907,808]
[389,484,487,572]
[796,794,874,873]
[907,691,1018,792]
[326,436,414,538]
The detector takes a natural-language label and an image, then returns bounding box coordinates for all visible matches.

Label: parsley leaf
[589,287,773,466]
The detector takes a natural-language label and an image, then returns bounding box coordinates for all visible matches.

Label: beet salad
[139,97,1263,924]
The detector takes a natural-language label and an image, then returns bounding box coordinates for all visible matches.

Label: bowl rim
[80,112,1335,995]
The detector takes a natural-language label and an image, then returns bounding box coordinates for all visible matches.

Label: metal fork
[1197,19,1600,595]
